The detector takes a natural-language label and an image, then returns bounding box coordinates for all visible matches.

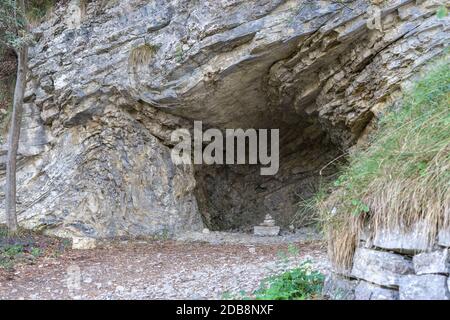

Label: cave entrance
[193,115,341,232]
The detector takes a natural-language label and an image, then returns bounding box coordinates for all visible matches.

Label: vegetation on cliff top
[316,55,450,269]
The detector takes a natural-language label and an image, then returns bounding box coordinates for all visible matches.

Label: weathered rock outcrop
[0,0,448,237]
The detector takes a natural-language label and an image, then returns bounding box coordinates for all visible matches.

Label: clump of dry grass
[316,55,450,270]
[129,44,156,68]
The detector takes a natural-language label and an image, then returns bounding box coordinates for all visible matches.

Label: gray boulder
[351,248,413,287]
[322,274,357,300]
[438,227,450,248]
[253,226,280,237]
[372,222,432,253]
[354,281,399,300]
[413,249,450,275]
[399,275,450,300]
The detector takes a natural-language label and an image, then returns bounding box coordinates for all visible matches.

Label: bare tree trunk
[5,0,28,235]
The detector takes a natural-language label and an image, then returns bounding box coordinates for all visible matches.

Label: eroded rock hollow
[0,0,448,237]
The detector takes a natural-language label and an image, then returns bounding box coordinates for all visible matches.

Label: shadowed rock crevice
[193,117,341,231]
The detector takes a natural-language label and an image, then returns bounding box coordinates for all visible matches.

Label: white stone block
[72,237,97,250]
[253,226,280,237]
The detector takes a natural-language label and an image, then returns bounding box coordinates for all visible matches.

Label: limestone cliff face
[0,0,448,237]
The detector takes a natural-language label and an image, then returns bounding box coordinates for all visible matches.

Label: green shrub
[251,261,324,300]
[0,224,69,269]
[31,247,41,257]
[3,244,24,257]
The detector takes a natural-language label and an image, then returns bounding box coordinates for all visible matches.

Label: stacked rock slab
[323,223,450,300]
[254,214,280,237]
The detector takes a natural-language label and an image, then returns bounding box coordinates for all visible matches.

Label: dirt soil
[0,233,328,300]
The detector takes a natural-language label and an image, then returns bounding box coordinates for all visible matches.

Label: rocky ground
[0,230,328,300]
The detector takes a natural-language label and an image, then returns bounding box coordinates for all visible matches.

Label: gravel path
[0,233,328,300]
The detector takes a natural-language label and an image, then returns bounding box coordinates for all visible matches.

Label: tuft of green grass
[0,224,70,269]
[174,44,184,62]
[294,186,330,228]
[31,247,41,257]
[3,244,24,257]
[26,0,56,25]
[316,55,450,269]
[436,5,448,19]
